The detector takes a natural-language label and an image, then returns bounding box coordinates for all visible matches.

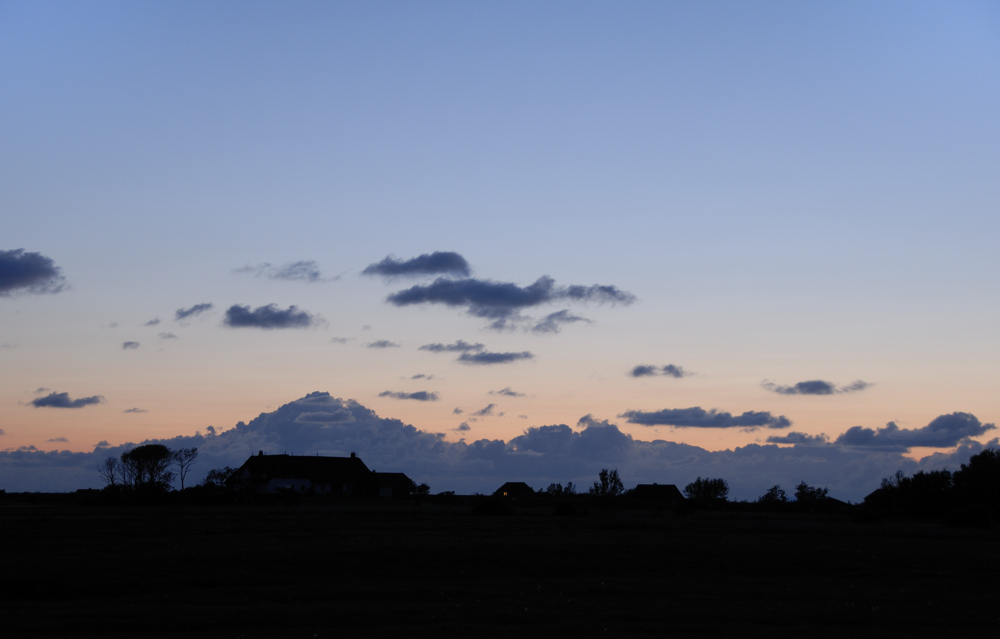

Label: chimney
[350,452,356,458]
[258,450,264,457]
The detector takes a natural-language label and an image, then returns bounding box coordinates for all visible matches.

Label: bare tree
[173,447,198,490]
[590,468,624,498]
[98,456,119,487]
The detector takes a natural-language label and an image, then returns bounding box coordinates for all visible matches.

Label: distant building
[228,451,413,497]
[494,481,534,499]
[630,483,685,507]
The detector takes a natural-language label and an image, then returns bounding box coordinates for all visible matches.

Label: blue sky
[2,1,998,499]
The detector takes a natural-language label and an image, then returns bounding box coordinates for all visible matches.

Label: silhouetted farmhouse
[630,483,685,507]
[494,482,534,499]
[228,451,414,497]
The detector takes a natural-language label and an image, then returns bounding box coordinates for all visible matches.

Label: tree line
[99,444,199,492]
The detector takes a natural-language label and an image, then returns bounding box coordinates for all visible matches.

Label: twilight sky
[2,1,998,500]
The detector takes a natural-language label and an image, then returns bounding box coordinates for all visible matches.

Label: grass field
[2,497,997,637]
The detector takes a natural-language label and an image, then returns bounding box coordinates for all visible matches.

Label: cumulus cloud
[419,340,484,353]
[122,341,140,350]
[31,392,105,409]
[0,249,66,296]
[834,412,995,452]
[490,387,525,397]
[472,404,496,417]
[762,379,871,395]
[362,251,471,279]
[532,310,591,334]
[223,304,315,329]
[175,303,213,320]
[767,432,830,446]
[630,364,690,378]
[366,340,400,349]
[386,276,634,330]
[1,391,997,501]
[378,390,440,402]
[620,407,791,430]
[123,408,148,414]
[458,351,534,365]
[235,260,331,283]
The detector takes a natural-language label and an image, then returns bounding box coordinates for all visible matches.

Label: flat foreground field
[1,499,997,638]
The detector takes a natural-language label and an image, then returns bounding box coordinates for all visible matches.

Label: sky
[2,0,999,501]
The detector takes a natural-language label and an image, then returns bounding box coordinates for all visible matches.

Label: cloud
[766,432,830,446]
[30,392,105,409]
[762,379,871,395]
[47,437,68,442]
[1,391,997,501]
[158,332,177,339]
[0,249,66,296]
[175,303,213,320]
[458,351,534,365]
[532,310,591,334]
[472,404,496,417]
[235,260,331,283]
[386,276,634,330]
[834,412,995,452]
[620,407,791,430]
[144,318,160,326]
[362,251,471,279]
[411,374,432,380]
[122,341,140,350]
[366,340,400,349]
[630,364,691,378]
[456,422,471,432]
[419,340,484,353]
[378,390,440,402]
[123,408,148,414]
[330,337,353,344]
[453,408,464,415]
[490,387,525,397]
[223,304,316,329]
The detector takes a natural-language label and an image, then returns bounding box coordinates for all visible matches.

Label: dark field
[2,498,997,638]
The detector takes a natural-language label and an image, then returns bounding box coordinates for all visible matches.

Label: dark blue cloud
[144,318,160,326]
[158,332,177,339]
[123,407,148,414]
[235,260,331,283]
[472,404,496,417]
[363,252,471,279]
[31,392,104,409]
[387,276,634,330]
[762,379,870,395]
[223,304,315,329]
[175,303,213,320]
[419,340,484,353]
[620,406,791,430]
[122,341,140,350]
[532,310,590,334]
[378,390,440,402]
[458,350,534,365]
[767,432,829,445]
[630,364,690,378]
[366,340,400,349]
[490,387,525,397]
[0,249,66,296]
[834,412,995,452]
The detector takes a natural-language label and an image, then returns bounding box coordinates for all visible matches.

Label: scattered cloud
[630,364,691,378]
[362,251,471,279]
[123,408,148,414]
[158,332,177,339]
[490,387,526,397]
[144,318,160,326]
[122,341,140,350]
[386,275,634,330]
[834,412,995,452]
[366,340,400,349]
[30,392,105,409]
[419,340,484,353]
[0,249,66,296]
[453,408,464,415]
[532,310,591,334]
[455,422,471,432]
[175,303,213,321]
[767,432,830,446]
[330,337,353,344]
[458,350,534,365]
[762,379,871,395]
[411,374,433,380]
[47,437,69,443]
[378,390,440,402]
[472,404,496,417]
[223,304,316,329]
[620,407,791,430]
[234,260,331,283]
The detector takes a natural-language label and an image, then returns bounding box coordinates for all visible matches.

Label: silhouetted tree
[794,481,829,503]
[758,484,787,504]
[172,447,198,490]
[415,483,430,496]
[684,477,729,501]
[120,444,174,491]
[546,482,577,496]
[590,469,624,498]
[98,456,120,487]
[201,466,235,488]
[952,448,1000,506]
